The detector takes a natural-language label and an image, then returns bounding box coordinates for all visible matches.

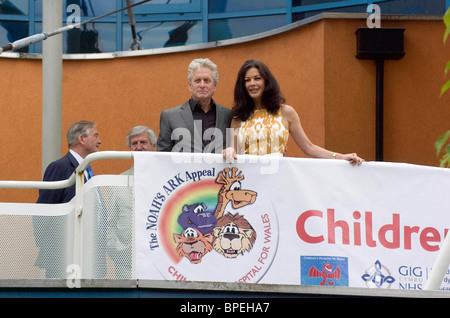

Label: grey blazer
[157,101,231,153]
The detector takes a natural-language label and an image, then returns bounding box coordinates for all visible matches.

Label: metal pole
[375,59,384,161]
[42,0,63,175]
[425,234,450,290]
[126,0,141,50]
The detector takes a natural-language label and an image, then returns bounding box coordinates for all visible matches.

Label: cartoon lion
[173,227,214,264]
[212,213,256,258]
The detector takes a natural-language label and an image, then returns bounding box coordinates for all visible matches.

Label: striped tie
[86,165,94,180]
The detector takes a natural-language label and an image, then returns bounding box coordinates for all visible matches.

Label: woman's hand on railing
[222,147,237,164]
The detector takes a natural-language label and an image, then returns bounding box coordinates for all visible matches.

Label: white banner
[134,152,450,290]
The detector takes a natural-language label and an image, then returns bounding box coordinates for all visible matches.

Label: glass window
[0,0,28,15]
[66,0,116,17]
[293,4,368,22]
[292,0,446,16]
[293,0,343,6]
[123,20,202,50]
[140,0,193,4]
[34,1,116,19]
[0,0,447,54]
[133,0,201,14]
[377,0,445,15]
[32,21,115,54]
[32,22,42,53]
[209,15,285,42]
[0,20,28,52]
[209,0,286,13]
[64,23,116,53]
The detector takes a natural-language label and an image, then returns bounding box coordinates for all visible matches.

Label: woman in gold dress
[223,59,363,165]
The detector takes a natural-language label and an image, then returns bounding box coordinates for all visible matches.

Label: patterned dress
[237,108,289,155]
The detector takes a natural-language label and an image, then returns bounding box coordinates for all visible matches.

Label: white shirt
[70,149,90,180]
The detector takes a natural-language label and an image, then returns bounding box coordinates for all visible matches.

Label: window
[0,0,446,55]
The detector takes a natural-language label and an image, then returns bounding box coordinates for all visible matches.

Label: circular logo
[147,172,279,283]
[362,260,395,288]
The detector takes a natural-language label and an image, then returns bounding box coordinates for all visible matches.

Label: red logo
[308,262,341,286]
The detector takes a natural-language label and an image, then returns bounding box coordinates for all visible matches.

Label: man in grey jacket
[157,58,231,153]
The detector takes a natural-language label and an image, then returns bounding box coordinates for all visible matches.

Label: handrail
[0,151,133,190]
[75,151,133,173]
[0,175,75,189]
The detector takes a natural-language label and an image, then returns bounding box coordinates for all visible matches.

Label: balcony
[1,151,450,298]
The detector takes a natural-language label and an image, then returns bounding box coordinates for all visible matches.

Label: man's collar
[70,149,91,179]
[69,149,83,164]
[189,98,216,112]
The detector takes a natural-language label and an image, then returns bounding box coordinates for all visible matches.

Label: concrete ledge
[0,279,448,298]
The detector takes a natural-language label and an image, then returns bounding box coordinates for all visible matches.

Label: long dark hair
[232,59,285,121]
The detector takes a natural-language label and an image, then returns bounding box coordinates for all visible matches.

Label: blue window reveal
[132,0,201,14]
[0,0,447,54]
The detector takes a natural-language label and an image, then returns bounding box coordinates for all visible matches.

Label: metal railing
[0,151,132,279]
[0,151,132,190]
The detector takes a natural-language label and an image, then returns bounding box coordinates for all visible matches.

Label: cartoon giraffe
[214,167,257,219]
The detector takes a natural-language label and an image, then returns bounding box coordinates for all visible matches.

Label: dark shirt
[189,98,217,147]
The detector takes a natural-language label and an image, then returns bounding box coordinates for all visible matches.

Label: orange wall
[323,17,450,165]
[1,15,449,203]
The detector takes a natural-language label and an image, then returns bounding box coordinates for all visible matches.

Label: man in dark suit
[34,120,101,278]
[157,58,231,153]
[37,120,101,204]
